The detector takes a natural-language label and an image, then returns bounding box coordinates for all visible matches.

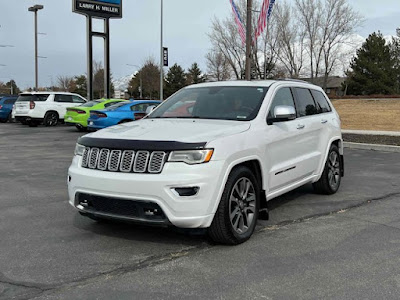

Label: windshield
[17,94,49,102]
[80,100,102,107]
[148,86,268,121]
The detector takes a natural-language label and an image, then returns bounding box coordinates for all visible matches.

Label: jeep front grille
[81,147,167,174]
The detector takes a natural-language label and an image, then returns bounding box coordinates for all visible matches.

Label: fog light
[173,187,200,197]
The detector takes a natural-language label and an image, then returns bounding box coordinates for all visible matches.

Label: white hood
[86,119,251,143]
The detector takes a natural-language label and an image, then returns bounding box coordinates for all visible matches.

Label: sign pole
[160,0,164,101]
[104,18,111,99]
[86,16,93,100]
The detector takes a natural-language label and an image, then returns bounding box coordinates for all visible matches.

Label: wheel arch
[213,157,268,216]
[316,137,344,181]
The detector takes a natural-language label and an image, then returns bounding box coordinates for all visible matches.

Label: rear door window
[72,96,86,104]
[55,95,74,103]
[294,88,318,117]
[311,90,332,113]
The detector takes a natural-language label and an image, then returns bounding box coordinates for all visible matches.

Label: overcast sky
[1,0,399,89]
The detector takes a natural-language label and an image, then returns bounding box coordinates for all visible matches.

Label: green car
[65,99,126,131]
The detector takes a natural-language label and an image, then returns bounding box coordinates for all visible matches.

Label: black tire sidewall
[324,145,341,193]
[44,112,58,126]
[222,167,260,243]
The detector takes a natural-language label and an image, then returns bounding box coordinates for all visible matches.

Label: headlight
[168,149,214,165]
[74,144,86,156]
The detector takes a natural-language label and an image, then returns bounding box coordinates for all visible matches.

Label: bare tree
[273,1,306,78]
[57,75,75,92]
[296,0,363,87]
[206,50,232,81]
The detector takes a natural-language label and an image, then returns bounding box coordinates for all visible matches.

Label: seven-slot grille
[81,147,167,174]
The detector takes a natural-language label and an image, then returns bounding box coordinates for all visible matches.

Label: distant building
[303,76,346,97]
[114,90,128,99]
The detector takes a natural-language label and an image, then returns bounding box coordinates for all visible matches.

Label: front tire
[208,166,260,245]
[313,144,342,195]
[44,112,59,127]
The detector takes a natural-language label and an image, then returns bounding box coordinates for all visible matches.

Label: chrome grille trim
[81,147,166,174]
[108,150,122,171]
[88,148,100,169]
[97,149,110,170]
[81,147,90,168]
[120,150,135,173]
[133,151,150,173]
[148,151,167,173]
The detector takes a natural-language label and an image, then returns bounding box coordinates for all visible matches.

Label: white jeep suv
[68,80,344,244]
[15,92,87,126]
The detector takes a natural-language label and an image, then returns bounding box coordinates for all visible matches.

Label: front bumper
[68,156,226,228]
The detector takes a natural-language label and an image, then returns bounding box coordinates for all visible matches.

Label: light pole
[126,64,143,99]
[245,0,252,81]
[160,0,164,101]
[28,4,44,91]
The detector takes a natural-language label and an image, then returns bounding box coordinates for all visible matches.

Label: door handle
[297,124,305,130]
[321,119,328,124]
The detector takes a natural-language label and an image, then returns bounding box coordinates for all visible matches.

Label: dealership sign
[73,0,122,18]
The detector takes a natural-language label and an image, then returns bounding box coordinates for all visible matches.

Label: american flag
[229,0,246,46]
[255,0,275,40]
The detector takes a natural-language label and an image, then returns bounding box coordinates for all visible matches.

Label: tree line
[127,59,205,99]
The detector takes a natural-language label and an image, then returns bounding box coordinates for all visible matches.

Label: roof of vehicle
[186,79,319,89]
[19,91,84,96]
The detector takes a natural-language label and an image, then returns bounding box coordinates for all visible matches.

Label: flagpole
[245,0,252,81]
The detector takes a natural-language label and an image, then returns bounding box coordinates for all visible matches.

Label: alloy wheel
[229,177,256,234]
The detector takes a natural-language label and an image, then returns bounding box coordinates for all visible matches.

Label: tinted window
[131,103,154,112]
[55,95,73,103]
[311,90,332,113]
[17,94,49,102]
[4,98,17,104]
[105,102,130,110]
[268,88,296,119]
[72,95,86,103]
[294,88,317,117]
[104,101,121,108]
[149,87,268,121]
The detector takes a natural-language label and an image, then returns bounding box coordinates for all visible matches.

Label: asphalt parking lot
[1,123,400,300]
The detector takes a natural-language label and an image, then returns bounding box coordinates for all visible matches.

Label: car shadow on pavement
[72,213,210,246]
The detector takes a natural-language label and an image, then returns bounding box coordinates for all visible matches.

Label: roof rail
[274,78,313,84]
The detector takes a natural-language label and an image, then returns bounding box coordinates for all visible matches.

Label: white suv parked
[68,80,344,244]
[15,92,87,126]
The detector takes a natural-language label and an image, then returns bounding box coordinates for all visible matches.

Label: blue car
[87,100,161,130]
[0,95,18,123]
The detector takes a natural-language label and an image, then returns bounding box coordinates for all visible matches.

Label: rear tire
[0,118,7,123]
[208,166,260,245]
[313,144,342,195]
[44,112,59,127]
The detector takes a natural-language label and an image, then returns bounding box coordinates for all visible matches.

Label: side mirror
[267,105,296,125]
[145,105,156,115]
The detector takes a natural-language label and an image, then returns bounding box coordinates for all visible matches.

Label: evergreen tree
[186,62,205,85]
[73,75,87,97]
[346,32,398,95]
[165,63,187,97]
[128,59,160,100]
[6,80,20,95]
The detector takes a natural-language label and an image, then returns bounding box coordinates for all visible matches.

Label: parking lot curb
[344,142,400,153]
